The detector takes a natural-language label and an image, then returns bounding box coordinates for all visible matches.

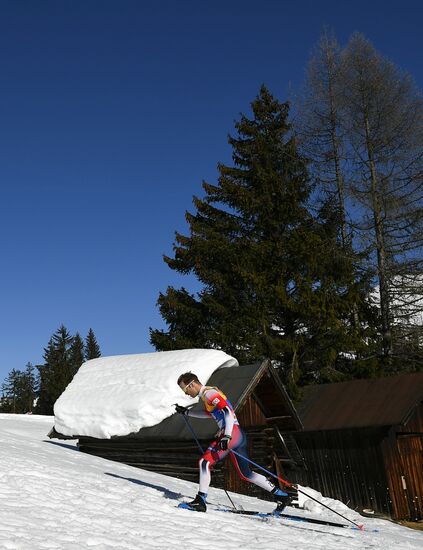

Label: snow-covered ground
[0,415,421,550]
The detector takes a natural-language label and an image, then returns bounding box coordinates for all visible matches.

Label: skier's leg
[198,456,212,494]
[228,427,274,490]
[187,441,227,511]
[229,427,291,510]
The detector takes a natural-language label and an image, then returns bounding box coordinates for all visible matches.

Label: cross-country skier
[175,372,293,512]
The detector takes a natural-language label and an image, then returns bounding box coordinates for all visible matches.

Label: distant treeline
[0,326,101,415]
[150,31,423,397]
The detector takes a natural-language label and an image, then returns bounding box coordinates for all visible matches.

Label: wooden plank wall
[78,437,227,487]
[381,403,423,520]
[293,428,392,515]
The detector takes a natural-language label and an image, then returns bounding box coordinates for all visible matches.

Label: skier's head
[177,372,202,397]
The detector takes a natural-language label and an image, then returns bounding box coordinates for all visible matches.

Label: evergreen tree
[36,325,74,415]
[20,363,38,413]
[84,328,101,360]
[0,364,38,413]
[151,86,371,394]
[70,333,85,377]
[1,369,21,413]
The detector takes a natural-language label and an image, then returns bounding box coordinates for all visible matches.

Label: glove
[218,435,232,451]
[175,404,188,415]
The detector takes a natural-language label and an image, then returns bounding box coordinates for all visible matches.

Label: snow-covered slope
[54,349,238,438]
[0,414,422,550]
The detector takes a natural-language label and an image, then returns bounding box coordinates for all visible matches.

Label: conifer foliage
[151,87,371,392]
[0,326,102,415]
[0,363,38,413]
[36,325,75,415]
[36,326,102,414]
[85,328,102,361]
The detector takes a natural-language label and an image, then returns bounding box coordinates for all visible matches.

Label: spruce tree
[20,363,38,413]
[151,86,370,394]
[36,325,74,415]
[70,333,85,377]
[1,369,21,413]
[84,328,101,360]
[0,364,38,413]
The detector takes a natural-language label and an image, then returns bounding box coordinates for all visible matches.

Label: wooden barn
[290,372,423,521]
[50,359,304,500]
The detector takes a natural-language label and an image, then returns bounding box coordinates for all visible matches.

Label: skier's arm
[222,406,234,437]
[186,409,211,419]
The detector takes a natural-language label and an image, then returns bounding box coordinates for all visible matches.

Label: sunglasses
[181,380,195,394]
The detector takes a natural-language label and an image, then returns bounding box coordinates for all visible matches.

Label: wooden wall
[78,437,208,483]
[292,428,392,515]
[292,404,423,521]
[381,402,423,520]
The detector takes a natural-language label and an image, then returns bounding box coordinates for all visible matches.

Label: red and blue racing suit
[187,385,277,495]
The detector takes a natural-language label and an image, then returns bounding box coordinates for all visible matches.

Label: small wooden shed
[51,360,304,499]
[291,372,423,521]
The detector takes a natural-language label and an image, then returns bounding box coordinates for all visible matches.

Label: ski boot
[271,487,292,514]
[181,492,207,512]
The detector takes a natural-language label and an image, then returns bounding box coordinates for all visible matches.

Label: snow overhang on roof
[53,349,238,439]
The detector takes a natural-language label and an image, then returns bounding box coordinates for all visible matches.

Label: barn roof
[297,372,423,431]
[50,360,302,441]
[132,359,301,441]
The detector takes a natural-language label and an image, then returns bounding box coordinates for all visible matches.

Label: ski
[178,502,375,533]
[215,506,377,533]
[178,503,356,538]
[216,507,349,528]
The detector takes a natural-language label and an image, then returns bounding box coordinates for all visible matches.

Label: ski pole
[230,449,364,530]
[179,412,238,511]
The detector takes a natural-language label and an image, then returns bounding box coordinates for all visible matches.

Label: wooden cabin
[50,360,304,499]
[290,373,423,521]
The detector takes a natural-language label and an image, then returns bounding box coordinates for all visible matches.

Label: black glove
[218,435,232,451]
[175,404,188,415]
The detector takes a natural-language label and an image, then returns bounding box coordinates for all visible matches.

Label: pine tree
[151,86,370,394]
[84,328,101,360]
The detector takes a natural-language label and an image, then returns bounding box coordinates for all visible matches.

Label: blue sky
[0,0,422,381]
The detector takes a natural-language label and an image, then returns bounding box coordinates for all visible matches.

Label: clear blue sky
[1,0,422,381]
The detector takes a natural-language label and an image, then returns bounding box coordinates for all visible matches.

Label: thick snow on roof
[54,349,238,439]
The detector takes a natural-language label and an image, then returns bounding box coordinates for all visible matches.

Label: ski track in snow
[0,415,422,550]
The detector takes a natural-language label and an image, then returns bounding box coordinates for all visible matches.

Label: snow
[371,276,423,327]
[1,415,422,550]
[0,414,423,550]
[54,349,238,439]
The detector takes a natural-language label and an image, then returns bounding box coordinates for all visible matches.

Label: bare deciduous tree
[296,30,350,247]
[342,33,423,361]
[297,31,423,369]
